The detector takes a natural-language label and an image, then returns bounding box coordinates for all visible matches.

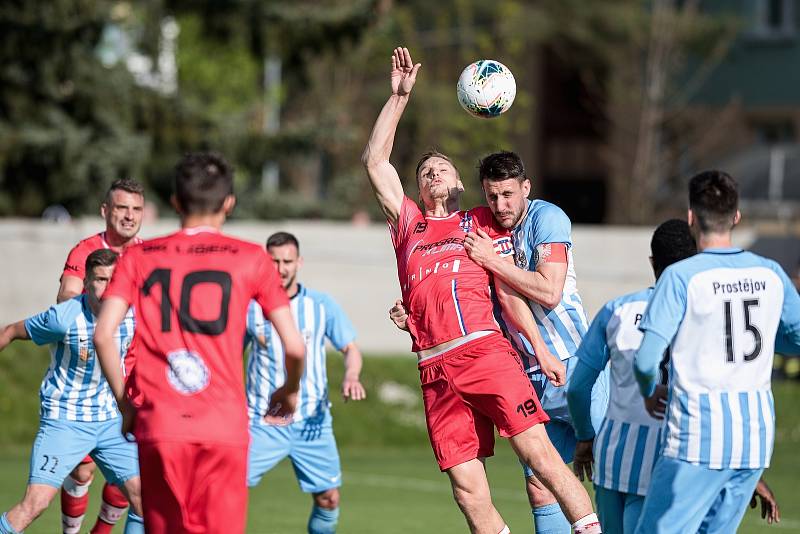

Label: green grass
[1,346,799,532]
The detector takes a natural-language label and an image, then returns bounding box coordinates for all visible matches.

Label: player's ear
[100,202,108,219]
[733,210,741,226]
[456,179,465,193]
[522,178,531,197]
[687,209,694,228]
[222,195,236,215]
[170,195,182,215]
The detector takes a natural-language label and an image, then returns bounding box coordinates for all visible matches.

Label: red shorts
[138,441,248,534]
[419,332,549,471]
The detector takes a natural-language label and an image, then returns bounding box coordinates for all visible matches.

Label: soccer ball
[456,60,516,118]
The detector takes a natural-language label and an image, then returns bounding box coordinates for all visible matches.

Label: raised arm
[361,47,421,225]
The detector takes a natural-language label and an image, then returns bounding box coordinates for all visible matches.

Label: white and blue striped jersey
[577,287,662,496]
[497,199,589,370]
[245,284,356,423]
[640,248,800,469]
[24,295,135,422]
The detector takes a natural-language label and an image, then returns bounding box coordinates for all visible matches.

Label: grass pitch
[0,346,798,532]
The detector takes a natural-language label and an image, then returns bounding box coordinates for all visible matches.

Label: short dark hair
[689,170,739,234]
[105,178,144,204]
[267,231,300,252]
[174,152,234,215]
[651,219,696,277]
[415,150,460,180]
[85,249,119,277]
[478,151,527,184]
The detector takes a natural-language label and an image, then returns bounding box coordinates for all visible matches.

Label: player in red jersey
[362,47,601,534]
[94,152,305,534]
[58,178,145,302]
[57,178,145,534]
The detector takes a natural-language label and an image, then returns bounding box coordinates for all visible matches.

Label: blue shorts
[595,485,644,534]
[635,456,762,534]
[522,356,609,477]
[248,410,341,494]
[28,418,139,488]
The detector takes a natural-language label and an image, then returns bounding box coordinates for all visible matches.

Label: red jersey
[390,196,514,351]
[104,227,289,446]
[61,231,143,281]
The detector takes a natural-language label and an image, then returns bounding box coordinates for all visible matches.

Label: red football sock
[89,483,129,534]
[61,475,91,534]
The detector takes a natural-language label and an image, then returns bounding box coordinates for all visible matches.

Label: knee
[452,483,491,513]
[70,462,95,484]
[314,489,339,510]
[525,476,552,508]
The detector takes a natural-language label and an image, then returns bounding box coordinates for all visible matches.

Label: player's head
[415,150,464,207]
[84,248,119,310]
[478,151,531,229]
[101,178,145,242]
[172,152,235,218]
[688,170,740,236]
[650,219,697,279]
[267,232,302,292]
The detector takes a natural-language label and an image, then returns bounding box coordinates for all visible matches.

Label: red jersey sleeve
[252,249,290,316]
[469,206,514,258]
[104,246,140,305]
[62,243,89,280]
[389,196,424,250]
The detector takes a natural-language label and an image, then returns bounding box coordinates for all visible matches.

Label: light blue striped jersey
[245,284,356,423]
[640,248,800,469]
[24,295,135,422]
[577,287,662,495]
[496,199,589,370]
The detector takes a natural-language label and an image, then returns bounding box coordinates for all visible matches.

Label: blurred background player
[95,151,305,534]
[566,219,696,533]
[245,231,366,534]
[57,178,145,534]
[463,150,609,534]
[363,46,600,534]
[0,249,144,534]
[633,171,800,533]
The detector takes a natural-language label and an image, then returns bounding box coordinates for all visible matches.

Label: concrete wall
[0,218,754,354]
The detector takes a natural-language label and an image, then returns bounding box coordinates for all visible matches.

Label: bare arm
[465,229,567,309]
[341,341,366,401]
[361,47,421,225]
[57,276,83,303]
[0,321,30,351]
[95,296,130,402]
[494,258,565,386]
[265,305,305,421]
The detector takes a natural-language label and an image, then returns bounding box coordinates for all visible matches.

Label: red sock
[89,483,129,534]
[61,475,91,534]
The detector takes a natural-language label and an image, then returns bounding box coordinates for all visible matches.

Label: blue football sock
[0,513,20,534]
[123,511,145,534]
[308,505,339,534]
[533,503,570,534]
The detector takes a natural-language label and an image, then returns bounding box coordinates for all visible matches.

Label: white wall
[0,218,753,354]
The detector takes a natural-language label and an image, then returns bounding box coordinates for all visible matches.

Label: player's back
[643,248,795,468]
[584,287,661,495]
[107,227,287,446]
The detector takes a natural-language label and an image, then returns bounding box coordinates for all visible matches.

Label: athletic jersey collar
[425,211,460,220]
[700,247,743,255]
[181,225,221,236]
[288,283,307,301]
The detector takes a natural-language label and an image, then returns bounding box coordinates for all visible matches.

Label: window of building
[751,0,796,39]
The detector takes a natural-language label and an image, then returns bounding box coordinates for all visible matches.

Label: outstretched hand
[391,47,421,97]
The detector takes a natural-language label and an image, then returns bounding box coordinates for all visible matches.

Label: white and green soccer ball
[456,60,516,118]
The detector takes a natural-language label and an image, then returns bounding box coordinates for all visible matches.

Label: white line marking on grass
[345,471,528,503]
